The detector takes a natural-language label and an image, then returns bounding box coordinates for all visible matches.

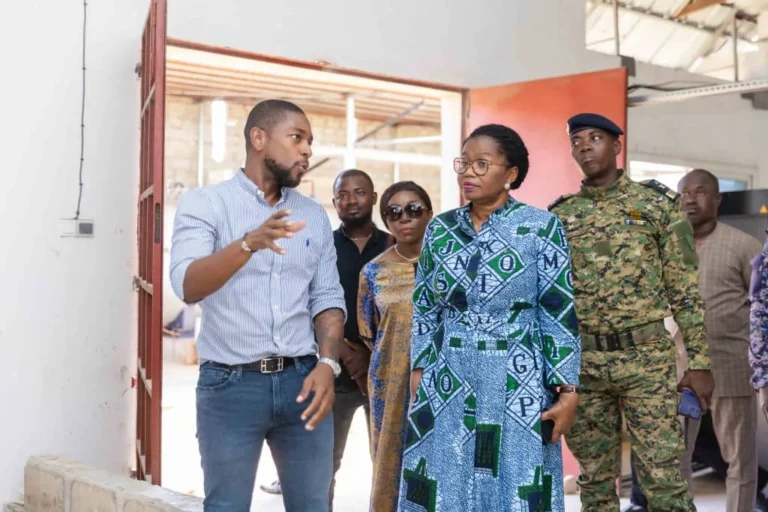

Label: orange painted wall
[467,67,628,209]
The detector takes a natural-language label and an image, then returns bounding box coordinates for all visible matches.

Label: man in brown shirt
[678,169,761,512]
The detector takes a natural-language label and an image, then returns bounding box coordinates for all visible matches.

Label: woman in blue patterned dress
[398,124,582,512]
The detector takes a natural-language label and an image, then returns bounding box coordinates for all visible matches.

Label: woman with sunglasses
[357,181,433,512]
[397,125,581,512]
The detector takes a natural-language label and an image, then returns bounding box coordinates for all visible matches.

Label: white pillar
[344,96,357,170]
[755,109,768,189]
[197,101,205,188]
[440,93,463,212]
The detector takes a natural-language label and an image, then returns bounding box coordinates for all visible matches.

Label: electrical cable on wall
[628,80,717,95]
[73,0,87,220]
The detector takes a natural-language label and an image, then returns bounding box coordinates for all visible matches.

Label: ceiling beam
[592,0,756,42]
[166,60,437,104]
[311,145,442,167]
[675,0,726,19]
[693,8,737,65]
[629,78,768,106]
[307,100,427,171]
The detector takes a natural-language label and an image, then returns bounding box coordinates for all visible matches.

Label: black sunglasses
[384,202,428,222]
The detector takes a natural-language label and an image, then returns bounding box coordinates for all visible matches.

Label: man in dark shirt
[328,169,391,510]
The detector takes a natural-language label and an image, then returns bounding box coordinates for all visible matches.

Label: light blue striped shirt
[170,169,346,365]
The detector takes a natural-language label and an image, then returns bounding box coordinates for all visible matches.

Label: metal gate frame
[134,0,166,485]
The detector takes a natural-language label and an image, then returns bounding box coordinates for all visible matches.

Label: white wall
[626,62,768,187]
[170,0,768,188]
[169,0,613,88]
[0,0,142,505]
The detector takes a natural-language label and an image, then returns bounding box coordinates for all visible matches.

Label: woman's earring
[504,183,511,190]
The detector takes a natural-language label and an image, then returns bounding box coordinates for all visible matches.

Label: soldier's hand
[678,369,715,411]
[541,392,579,443]
[245,210,307,255]
[760,387,768,422]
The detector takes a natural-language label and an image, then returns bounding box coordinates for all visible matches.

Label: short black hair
[465,124,530,190]
[333,169,375,193]
[687,168,720,193]
[243,99,306,153]
[380,181,432,228]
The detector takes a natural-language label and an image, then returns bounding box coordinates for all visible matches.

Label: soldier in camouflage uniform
[749,232,768,422]
[549,113,715,512]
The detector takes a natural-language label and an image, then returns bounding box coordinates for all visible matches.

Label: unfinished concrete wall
[165,96,442,228]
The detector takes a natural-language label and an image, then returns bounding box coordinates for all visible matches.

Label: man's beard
[341,212,373,230]
[265,156,301,188]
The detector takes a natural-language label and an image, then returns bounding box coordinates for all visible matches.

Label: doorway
[158,41,464,505]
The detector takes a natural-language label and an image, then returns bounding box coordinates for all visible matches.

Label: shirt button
[273,272,278,278]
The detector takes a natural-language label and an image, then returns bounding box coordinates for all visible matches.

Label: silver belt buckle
[260,357,284,374]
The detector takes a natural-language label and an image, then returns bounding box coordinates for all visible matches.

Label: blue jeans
[196,355,333,511]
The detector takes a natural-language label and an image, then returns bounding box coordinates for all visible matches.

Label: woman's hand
[409,369,423,405]
[541,392,579,443]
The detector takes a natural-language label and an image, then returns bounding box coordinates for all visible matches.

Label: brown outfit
[683,223,761,512]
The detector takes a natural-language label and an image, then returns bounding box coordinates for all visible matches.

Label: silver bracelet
[318,357,341,378]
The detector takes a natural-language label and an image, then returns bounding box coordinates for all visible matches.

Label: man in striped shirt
[170,100,346,512]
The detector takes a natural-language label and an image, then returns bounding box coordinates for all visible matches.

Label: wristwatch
[319,357,342,378]
[558,385,579,394]
[241,234,253,253]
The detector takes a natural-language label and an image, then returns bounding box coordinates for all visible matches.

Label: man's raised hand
[245,210,307,255]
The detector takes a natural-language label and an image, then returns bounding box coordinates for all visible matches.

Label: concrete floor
[161,347,729,511]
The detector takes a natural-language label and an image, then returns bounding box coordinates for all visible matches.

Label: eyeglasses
[455,158,510,176]
[384,202,428,222]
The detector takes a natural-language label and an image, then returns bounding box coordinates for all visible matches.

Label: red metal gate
[134,0,166,485]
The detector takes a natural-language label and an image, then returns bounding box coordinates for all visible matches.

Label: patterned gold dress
[357,251,417,512]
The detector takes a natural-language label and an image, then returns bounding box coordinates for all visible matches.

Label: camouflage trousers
[567,342,695,512]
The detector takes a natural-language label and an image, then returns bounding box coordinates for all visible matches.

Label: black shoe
[621,505,648,512]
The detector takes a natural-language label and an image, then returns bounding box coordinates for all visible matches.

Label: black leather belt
[209,357,294,374]
[579,320,667,352]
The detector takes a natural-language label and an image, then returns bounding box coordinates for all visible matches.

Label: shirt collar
[235,168,289,205]
[337,223,386,244]
[457,195,517,235]
[580,169,630,200]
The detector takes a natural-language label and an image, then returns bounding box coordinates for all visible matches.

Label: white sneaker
[260,480,281,495]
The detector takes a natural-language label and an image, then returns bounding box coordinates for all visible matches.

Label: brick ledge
[22,455,202,512]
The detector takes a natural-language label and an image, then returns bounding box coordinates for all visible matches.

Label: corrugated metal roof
[586,0,765,79]
[165,45,444,126]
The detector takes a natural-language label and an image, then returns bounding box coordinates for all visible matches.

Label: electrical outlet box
[60,218,95,238]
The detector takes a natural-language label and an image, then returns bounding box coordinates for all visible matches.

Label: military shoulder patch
[640,179,680,202]
[548,193,575,211]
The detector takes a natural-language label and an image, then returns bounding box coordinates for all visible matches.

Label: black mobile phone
[541,409,555,444]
